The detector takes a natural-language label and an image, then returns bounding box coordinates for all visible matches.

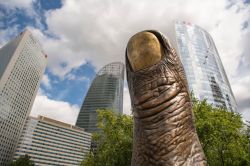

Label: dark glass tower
[175,21,237,112]
[76,62,124,133]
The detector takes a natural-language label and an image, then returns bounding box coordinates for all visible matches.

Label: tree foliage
[81,109,133,166]
[193,99,250,166]
[81,101,250,166]
[9,154,34,166]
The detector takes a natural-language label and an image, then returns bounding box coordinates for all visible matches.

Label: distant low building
[13,116,91,166]
[76,62,124,133]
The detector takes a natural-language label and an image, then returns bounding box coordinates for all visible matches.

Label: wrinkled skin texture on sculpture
[126,30,207,166]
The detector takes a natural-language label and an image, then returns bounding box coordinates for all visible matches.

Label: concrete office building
[14,116,92,166]
[76,62,124,133]
[175,21,237,112]
[0,30,47,165]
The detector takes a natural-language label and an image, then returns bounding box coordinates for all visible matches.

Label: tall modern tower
[175,21,237,112]
[76,62,124,133]
[0,30,47,165]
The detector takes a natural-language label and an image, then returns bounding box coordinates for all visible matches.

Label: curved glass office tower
[175,21,237,112]
[76,62,124,132]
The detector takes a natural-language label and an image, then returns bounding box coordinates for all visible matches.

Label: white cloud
[41,74,51,89]
[65,73,90,82]
[37,0,250,120]
[231,75,250,102]
[0,25,20,47]
[2,0,250,121]
[30,95,80,125]
[241,108,250,122]
[210,1,250,77]
[0,0,33,9]
[123,85,132,115]
[0,0,39,20]
[41,1,249,77]
[42,0,249,75]
[27,27,87,78]
[231,75,250,121]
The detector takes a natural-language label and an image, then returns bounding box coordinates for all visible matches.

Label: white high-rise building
[0,30,47,165]
[175,21,237,112]
[14,116,92,166]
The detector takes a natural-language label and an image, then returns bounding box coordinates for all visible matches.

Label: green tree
[81,101,250,166]
[81,109,133,166]
[193,99,250,166]
[243,121,250,165]
[9,154,34,166]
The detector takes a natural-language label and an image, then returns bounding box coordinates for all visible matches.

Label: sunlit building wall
[76,62,124,133]
[0,30,47,165]
[14,116,92,166]
[175,21,237,112]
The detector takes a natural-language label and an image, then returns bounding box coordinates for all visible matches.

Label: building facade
[175,21,237,112]
[0,30,47,165]
[76,62,124,133]
[14,116,92,166]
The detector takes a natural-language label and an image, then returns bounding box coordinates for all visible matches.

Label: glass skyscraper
[0,30,47,165]
[175,21,237,112]
[76,62,124,133]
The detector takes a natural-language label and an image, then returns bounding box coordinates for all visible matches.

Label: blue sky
[0,0,99,123]
[0,0,97,106]
[0,0,250,124]
[41,63,95,105]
